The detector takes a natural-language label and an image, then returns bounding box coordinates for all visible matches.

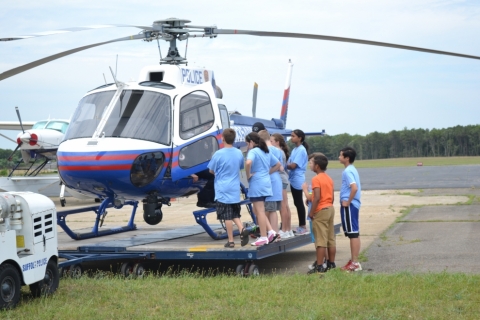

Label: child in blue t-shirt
[208,128,249,248]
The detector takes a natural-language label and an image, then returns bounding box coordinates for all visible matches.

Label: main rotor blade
[214,29,480,61]
[0,24,154,42]
[0,34,145,81]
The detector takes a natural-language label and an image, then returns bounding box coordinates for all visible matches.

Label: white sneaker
[288,230,295,238]
[251,237,269,246]
[282,231,292,239]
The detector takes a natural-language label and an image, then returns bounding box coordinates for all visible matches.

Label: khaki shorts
[312,206,336,248]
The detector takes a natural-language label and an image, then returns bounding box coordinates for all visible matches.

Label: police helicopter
[1,18,480,239]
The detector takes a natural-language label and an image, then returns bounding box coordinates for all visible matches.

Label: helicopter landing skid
[57,198,138,240]
[193,199,256,240]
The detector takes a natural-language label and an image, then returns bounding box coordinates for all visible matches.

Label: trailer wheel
[248,264,260,277]
[30,260,59,297]
[120,262,134,277]
[0,264,21,310]
[68,264,83,278]
[235,264,245,276]
[133,263,145,278]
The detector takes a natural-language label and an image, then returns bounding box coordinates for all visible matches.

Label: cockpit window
[103,90,171,145]
[32,121,47,130]
[65,91,115,140]
[179,91,214,140]
[45,121,69,134]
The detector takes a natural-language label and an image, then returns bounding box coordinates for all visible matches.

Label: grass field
[326,156,480,169]
[4,272,480,319]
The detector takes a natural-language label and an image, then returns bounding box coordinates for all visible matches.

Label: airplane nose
[19,132,38,146]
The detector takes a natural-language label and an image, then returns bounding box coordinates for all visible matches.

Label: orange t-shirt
[311,172,334,213]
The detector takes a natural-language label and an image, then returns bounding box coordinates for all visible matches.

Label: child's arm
[309,187,320,219]
[302,182,312,202]
[245,159,254,180]
[269,161,281,174]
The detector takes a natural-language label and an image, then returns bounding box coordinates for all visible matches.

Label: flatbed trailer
[57,201,340,276]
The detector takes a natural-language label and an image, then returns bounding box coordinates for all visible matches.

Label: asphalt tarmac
[249,165,480,274]
[306,164,480,190]
[72,164,480,275]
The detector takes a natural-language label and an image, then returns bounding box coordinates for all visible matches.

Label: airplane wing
[0,121,36,130]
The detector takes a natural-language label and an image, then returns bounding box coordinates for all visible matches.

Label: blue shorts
[340,203,360,238]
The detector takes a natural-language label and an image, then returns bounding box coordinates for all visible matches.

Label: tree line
[301,124,480,160]
[1,124,479,169]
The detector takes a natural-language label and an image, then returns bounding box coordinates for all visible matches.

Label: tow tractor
[0,192,59,310]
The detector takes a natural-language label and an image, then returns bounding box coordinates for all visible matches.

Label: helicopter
[1,18,480,238]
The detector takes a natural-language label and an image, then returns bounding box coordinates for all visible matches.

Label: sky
[1,0,479,150]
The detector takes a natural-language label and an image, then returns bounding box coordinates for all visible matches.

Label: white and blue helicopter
[1,18,479,239]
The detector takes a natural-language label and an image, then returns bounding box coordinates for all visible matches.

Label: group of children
[207,126,362,273]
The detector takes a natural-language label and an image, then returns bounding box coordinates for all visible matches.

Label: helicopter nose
[19,132,38,146]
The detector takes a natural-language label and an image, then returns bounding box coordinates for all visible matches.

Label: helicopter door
[171,82,222,181]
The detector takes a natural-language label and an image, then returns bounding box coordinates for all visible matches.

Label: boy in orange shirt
[307,154,336,274]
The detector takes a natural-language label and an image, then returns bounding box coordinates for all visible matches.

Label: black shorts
[216,202,241,221]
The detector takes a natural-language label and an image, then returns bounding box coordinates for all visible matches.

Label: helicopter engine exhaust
[143,193,163,225]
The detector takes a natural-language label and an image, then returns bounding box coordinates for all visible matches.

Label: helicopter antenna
[103,73,107,85]
[109,66,119,87]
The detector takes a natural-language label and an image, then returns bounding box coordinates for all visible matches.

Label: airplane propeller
[7,107,25,161]
[1,18,480,82]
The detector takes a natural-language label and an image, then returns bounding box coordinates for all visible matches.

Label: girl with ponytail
[286,129,309,234]
[245,132,281,246]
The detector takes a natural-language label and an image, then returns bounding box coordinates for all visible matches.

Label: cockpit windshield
[64,91,115,140]
[103,90,171,145]
[45,121,69,133]
[32,121,47,130]
[64,89,171,145]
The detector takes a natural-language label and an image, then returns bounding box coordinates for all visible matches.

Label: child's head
[313,154,328,172]
[246,131,269,153]
[258,129,270,142]
[339,147,357,164]
[308,152,325,171]
[222,128,236,145]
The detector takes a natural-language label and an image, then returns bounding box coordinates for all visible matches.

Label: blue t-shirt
[246,147,276,198]
[288,144,307,189]
[340,164,361,208]
[207,147,244,204]
[266,146,282,201]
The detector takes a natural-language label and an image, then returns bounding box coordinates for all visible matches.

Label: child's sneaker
[267,231,277,243]
[308,258,326,270]
[251,237,268,246]
[307,264,327,274]
[295,226,308,235]
[341,260,362,272]
[326,261,336,271]
[288,230,295,238]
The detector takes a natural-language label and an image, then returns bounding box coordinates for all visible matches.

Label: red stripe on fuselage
[57,154,138,161]
[58,165,132,171]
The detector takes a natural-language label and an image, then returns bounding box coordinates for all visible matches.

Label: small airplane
[1,18,479,239]
[0,107,69,175]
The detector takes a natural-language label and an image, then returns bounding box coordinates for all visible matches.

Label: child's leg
[316,246,327,266]
[252,201,267,237]
[225,220,234,242]
[267,211,279,233]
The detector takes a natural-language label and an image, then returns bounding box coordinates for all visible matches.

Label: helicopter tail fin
[280,59,293,125]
